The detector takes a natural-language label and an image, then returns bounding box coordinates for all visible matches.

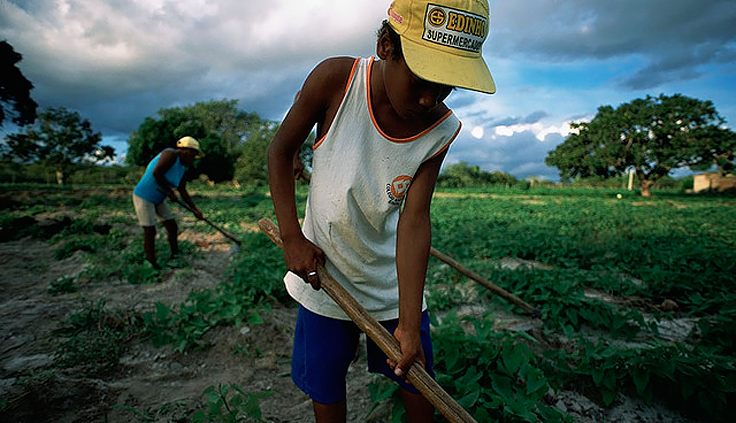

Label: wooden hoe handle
[258,218,478,423]
[179,201,242,245]
[161,187,242,245]
[429,248,539,317]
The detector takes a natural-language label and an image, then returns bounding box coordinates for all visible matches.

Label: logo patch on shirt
[386,175,412,205]
[423,3,487,53]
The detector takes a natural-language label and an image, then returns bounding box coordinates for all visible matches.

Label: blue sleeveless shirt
[133,149,187,204]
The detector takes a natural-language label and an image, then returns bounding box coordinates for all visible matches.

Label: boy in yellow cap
[132,136,204,270]
[268,0,494,421]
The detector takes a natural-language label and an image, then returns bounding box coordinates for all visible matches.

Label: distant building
[693,172,736,193]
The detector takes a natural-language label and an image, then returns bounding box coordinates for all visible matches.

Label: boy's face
[380,37,453,119]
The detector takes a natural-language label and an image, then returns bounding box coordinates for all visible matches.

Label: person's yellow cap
[387,0,495,94]
[176,136,205,159]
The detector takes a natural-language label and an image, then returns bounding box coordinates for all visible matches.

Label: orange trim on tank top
[428,121,462,160]
[365,59,454,143]
[312,57,362,150]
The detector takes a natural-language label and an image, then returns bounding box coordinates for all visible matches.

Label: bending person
[132,136,204,269]
[267,0,496,420]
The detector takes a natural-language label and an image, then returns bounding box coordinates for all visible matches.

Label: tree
[546,94,736,197]
[3,107,114,185]
[437,161,519,188]
[233,120,280,187]
[0,41,38,128]
[126,99,277,184]
[439,161,487,187]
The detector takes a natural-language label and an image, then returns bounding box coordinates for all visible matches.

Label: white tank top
[284,56,462,321]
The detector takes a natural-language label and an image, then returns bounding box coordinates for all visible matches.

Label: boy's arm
[391,149,448,377]
[267,57,354,287]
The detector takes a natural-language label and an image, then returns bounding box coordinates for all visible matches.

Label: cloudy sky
[2,0,735,180]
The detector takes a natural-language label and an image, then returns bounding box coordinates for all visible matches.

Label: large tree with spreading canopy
[2,107,114,185]
[546,94,735,196]
[126,99,278,185]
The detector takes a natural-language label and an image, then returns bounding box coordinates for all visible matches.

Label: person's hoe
[259,218,479,423]
[170,196,242,253]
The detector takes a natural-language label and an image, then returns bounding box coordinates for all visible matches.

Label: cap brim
[401,38,496,95]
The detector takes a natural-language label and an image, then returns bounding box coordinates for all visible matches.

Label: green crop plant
[52,235,103,259]
[431,311,571,423]
[196,191,277,230]
[468,266,648,338]
[191,384,273,423]
[425,281,472,312]
[54,300,146,376]
[96,237,199,284]
[143,291,240,352]
[144,288,261,351]
[544,336,736,421]
[224,232,290,306]
[143,286,265,353]
[121,261,162,284]
[47,275,78,294]
[367,377,403,422]
[691,304,736,355]
[50,218,128,260]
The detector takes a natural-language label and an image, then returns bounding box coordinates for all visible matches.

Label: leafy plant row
[425,189,735,421]
[5,185,735,422]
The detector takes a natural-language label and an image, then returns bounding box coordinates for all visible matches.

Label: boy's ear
[376,30,392,60]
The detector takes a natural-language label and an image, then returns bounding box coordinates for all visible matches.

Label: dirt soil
[0,202,699,422]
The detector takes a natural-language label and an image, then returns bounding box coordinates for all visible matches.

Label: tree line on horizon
[1,41,734,195]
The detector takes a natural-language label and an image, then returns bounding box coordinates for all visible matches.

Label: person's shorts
[132,193,175,226]
[291,305,434,404]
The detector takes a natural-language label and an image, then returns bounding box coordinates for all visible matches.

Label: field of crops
[0,183,734,422]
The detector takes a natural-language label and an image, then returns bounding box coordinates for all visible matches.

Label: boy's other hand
[388,325,425,381]
[284,235,325,290]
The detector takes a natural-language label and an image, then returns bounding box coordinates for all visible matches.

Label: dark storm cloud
[1,0,734,177]
[0,0,382,140]
[493,0,736,90]
[621,41,736,90]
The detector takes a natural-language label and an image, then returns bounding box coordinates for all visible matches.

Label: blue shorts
[291,305,434,404]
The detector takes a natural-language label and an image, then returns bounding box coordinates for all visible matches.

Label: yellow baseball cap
[176,136,205,159]
[387,0,496,94]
